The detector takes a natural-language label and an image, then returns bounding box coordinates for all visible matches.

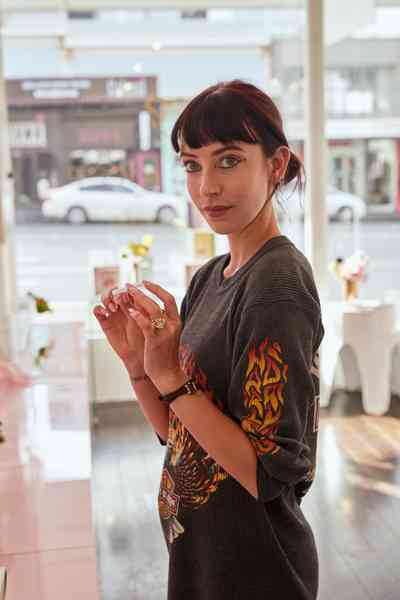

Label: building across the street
[7,76,162,206]
[4,7,400,216]
[272,36,400,215]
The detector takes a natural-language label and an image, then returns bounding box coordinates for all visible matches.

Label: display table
[7,302,89,378]
[320,300,400,415]
[27,295,397,418]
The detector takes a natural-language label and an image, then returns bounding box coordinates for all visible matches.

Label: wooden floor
[91,392,400,600]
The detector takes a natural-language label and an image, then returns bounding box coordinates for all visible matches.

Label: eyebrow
[180,144,245,159]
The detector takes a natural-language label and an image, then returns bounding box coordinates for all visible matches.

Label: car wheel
[156,205,177,225]
[336,206,355,223]
[66,206,89,225]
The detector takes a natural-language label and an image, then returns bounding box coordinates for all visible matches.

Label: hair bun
[284,151,305,191]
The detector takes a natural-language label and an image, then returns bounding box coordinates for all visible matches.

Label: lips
[204,206,232,217]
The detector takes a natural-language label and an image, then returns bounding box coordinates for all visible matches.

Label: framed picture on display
[93,265,120,296]
[193,230,215,259]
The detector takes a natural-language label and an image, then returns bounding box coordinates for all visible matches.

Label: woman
[94,79,324,599]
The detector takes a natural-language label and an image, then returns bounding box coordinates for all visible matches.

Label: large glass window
[9,5,400,309]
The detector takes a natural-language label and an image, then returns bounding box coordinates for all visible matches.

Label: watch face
[185,381,196,394]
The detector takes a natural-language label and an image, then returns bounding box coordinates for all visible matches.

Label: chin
[205,221,236,235]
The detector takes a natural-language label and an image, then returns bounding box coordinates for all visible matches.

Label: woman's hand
[126,281,187,393]
[92,287,147,374]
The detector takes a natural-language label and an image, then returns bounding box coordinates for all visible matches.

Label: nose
[199,169,222,198]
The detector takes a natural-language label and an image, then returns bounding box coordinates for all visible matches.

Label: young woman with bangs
[94,79,324,599]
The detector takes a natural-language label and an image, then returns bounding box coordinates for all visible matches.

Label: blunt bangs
[171,90,261,154]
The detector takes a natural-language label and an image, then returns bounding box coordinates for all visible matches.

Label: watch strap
[158,378,200,405]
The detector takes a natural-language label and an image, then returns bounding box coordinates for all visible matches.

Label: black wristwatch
[158,378,201,406]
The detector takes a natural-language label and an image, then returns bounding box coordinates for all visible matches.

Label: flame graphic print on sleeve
[241,337,287,457]
[227,301,322,505]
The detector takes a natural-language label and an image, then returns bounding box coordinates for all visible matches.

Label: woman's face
[180,140,285,235]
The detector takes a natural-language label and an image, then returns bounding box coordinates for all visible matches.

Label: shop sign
[21,79,91,100]
[78,127,122,145]
[106,78,147,99]
[7,77,151,105]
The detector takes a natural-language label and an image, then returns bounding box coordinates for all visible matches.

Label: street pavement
[14,219,400,307]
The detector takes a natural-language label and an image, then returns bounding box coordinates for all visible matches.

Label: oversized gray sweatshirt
[157,234,324,600]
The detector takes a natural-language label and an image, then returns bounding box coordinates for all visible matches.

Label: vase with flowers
[329,251,369,302]
[120,234,154,283]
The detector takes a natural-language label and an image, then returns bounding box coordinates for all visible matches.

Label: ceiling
[2,0,400,10]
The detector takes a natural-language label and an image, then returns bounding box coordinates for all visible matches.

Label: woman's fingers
[142,281,180,321]
[93,305,111,328]
[93,305,110,318]
[112,289,146,321]
[100,287,119,313]
[113,290,133,320]
[127,284,161,318]
[127,308,151,337]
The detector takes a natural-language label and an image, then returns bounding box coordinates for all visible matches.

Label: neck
[224,205,281,277]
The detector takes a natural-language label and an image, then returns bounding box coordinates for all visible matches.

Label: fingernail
[128,308,138,318]
[105,311,110,318]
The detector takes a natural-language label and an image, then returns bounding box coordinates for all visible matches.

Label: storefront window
[366,139,396,206]
[330,144,358,194]
[69,149,128,180]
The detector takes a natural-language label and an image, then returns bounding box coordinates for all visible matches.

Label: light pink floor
[0,372,100,599]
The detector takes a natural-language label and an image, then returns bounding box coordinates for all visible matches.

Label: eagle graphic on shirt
[158,344,229,547]
[158,339,289,548]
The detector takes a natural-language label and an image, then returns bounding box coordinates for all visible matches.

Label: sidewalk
[14,205,400,225]
[364,211,400,222]
[15,206,44,225]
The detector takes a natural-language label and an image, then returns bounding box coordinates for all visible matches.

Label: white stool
[320,301,400,415]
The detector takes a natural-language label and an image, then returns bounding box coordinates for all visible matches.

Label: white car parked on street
[280,185,367,222]
[41,177,184,225]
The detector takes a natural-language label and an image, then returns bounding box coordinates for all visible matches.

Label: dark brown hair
[171,79,304,194]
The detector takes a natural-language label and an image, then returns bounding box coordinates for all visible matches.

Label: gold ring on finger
[151,309,167,331]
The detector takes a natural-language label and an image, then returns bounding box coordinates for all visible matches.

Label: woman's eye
[219,156,241,168]
[182,161,200,173]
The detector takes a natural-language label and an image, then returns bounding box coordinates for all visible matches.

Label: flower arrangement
[27,291,52,313]
[34,339,56,368]
[120,234,154,283]
[120,234,153,259]
[329,251,369,301]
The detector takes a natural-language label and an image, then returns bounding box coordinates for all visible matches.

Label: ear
[270,146,291,185]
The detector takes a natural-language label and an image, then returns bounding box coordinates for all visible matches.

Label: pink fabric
[0,360,32,387]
